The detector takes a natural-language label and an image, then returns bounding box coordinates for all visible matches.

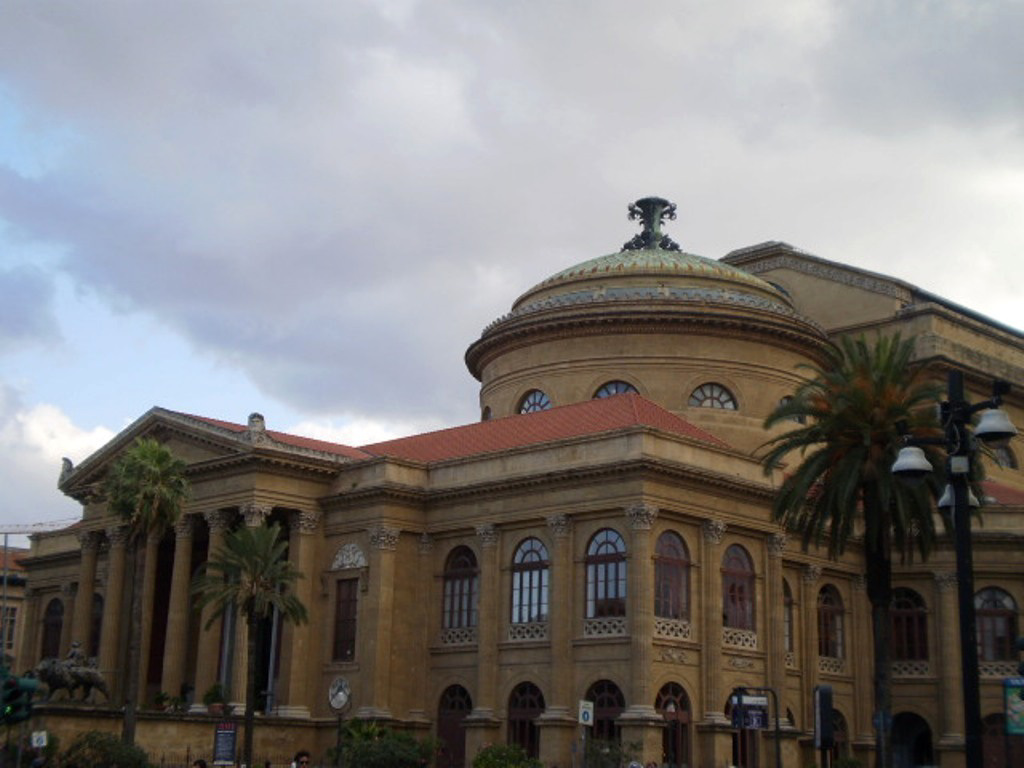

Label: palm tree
[192,522,308,768]
[760,334,945,768]
[104,436,190,745]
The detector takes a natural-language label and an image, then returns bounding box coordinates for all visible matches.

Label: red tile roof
[360,393,729,463]
[982,479,1024,506]
[0,548,27,572]
[178,413,372,460]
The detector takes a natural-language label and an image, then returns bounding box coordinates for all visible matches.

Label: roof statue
[621,196,681,252]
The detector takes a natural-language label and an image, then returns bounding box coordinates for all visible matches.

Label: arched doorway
[656,682,691,768]
[892,712,934,768]
[725,696,758,768]
[40,598,64,659]
[585,679,625,743]
[508,682,545,758]
[437,684,472,768]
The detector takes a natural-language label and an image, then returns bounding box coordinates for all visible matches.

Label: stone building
[17,198,1024,767]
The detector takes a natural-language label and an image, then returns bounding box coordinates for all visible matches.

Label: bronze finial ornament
[621,196,682,252]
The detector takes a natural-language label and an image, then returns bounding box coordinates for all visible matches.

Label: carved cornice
[934,572,958,591]
[418,533,434,554]
[476,524,500,548]
[77,531,101,551]
[369,525,400,551]
[547,514,571,539]
[802,564,822,584]
[242,502,272,527]
[204,509,235,535]
[294,509,322,534]
[105,525,129,547]
[626,502,658,530]
[731,253,912,303]
[702,519,727,544]
[174,516,194,539]
[767,532,788,558]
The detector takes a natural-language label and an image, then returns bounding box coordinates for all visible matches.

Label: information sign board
[1005,677,1024,735]
[578,700,594,726]
[212,721,237,767]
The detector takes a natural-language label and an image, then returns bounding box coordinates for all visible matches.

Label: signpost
[730,686,782,768]
[579,700,593,768]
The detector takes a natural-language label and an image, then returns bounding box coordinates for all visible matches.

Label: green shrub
[473,743,542,768]
[328,724,433,768]
[61,731,153,768]
[582,739,641,768]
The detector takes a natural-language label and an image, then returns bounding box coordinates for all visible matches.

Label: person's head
[294,750,311,767]
[192,761,207,768]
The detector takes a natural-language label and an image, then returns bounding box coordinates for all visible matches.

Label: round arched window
[594,380,638,399]
[519,390,553,413]
[689,383,737,410]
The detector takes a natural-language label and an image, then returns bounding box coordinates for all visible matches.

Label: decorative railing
[654,618,692,640]
[440,626,477,646]
[722,627,758,650]
[507,621,549,642]
[892,660,930,677]
[980,661,1017,677]
[583,617,627,637]
[819,656,846,675]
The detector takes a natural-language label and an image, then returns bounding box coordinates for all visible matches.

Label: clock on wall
[328,676,351,712]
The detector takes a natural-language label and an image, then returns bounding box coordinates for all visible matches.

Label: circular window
[594,380,638,399]
[519,390,553,413]
[688,383,737,410]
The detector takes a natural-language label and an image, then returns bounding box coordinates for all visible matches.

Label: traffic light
[2,672,39,724]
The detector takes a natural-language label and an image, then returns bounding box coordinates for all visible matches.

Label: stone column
[619,503,663,763]
[701,519,728,723]
[228,503,271,709]
[161,515,195,699]
[192,509,233,711]
[850,575,873,743]
[800,564,822,733]
[465,524,502,758]
[16,588,39,671]
[70,531,100,651]
[356,524,399,720]
[99,525,128,696]
[765,533,788,715]
[934,571,964,751]
[136,530,161,696]
[406,533,434,725]
[276,508,320,718]
[538,515,577,768]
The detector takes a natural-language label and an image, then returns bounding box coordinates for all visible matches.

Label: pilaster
[276,508,320,718]
[701,519,728,725]
[192,509,233,711]
[229,503,271,709]
[545,514,574,716]
[70,531,100,651]
[765,533,788,710]
[466,523,501,737]
[99,525,128,696]
[161,515,195,699]
[800,564,822,732]
[934,571,965,750]
[355,524,399,720]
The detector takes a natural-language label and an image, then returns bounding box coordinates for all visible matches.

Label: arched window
[443,547,479,630]
[508,682,545,758]
[817,585,845,659]
[437,685,472,768]
[586,529,627,618]
[511,538,549,624]
[656,683,691,768]
[40,598,64,659]
[783,579,794,654]
[722,545,755,630]
[655,531,690,620]
[891,588,928,661]
[975,587,1018,661]
[688,382,737,410]
[518,390,552,414]
[594,380,638,398]
[89,593,104,657]
[585,679,625,743]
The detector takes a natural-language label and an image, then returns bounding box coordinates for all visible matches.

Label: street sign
[740,695,769,707]
[1005,677,1024,735]
[31,731,47,748]
[578,700,594,726]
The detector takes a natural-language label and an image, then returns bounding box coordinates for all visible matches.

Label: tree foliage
[104,437,189,745]
[191,522,308,768]
[328,722,435,768]
[761,333,944,768]
[473,743,543,768]
[61,730,153,768]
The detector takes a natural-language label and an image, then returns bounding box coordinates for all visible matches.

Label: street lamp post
[892,370,1017,768]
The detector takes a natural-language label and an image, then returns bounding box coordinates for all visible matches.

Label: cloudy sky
[1,0,1022,542]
